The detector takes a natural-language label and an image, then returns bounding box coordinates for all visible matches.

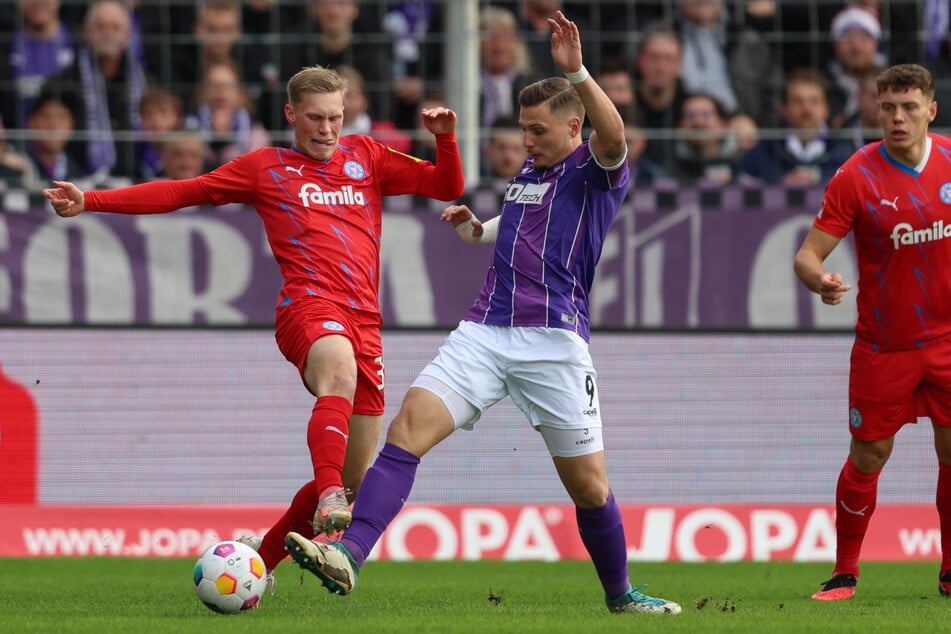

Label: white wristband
[565,66,589,84]
[454,218,479,244]
[475,215,500,244]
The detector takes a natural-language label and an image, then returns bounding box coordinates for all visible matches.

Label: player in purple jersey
[795,64,951,600]
[284,12,682,615]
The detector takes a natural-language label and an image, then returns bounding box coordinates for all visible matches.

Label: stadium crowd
[1,0,949,191]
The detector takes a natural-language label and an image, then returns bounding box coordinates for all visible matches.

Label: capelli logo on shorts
[322,321,346,332]
[849,407,862,429]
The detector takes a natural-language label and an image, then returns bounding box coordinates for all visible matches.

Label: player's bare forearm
[548,11,626,163]
[580,87,627,164]
[794,244,851,304]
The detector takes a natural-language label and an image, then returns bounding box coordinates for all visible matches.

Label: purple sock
[341,443,420,568]
[576,490,631,600]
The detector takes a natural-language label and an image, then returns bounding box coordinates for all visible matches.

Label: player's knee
[308,369,358,399]
[566,478,610,509]
[849,437,892,472]
[384,392,453,457]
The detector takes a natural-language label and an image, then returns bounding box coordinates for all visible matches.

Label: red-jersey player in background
[44,65,465,579]
[795,63,951,600]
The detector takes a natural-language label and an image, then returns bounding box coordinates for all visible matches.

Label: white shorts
[412,320,604,457]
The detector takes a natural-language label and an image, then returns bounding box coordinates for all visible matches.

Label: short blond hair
[286,65,348,105]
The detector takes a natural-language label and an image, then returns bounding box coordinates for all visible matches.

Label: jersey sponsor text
[298,183,366,207]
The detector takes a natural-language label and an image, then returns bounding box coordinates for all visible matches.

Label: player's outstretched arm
[43,180,86,217]
[547,11,626,167]
[440,204,499,245]
[47,178,215,215]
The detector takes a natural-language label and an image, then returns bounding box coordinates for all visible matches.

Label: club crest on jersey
[298,183,366,207]
[849,407,862,429]
[344,160,366,179]
[940,182,951,204]
[504,182,551,204]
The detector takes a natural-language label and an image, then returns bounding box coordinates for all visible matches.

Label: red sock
[258,480,318,571]
[834,457,880,577]
[937,462,951,574]
[307,395,352,496]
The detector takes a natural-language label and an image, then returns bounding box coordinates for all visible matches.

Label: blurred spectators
[279,0,392,124]
[242,0,306,137]
[673,0,782,128]
[843,66,883,149]
[184,59,270,169]
[633,23,685,175]
[670,91,743,185]
[738,67,852,186]
[479,5,539,129]
[673,0,739,114]
[158,130,209,181]
[825,6,886,129]
[2,0,948,194]
[21,93,88,190]
[729,112,760,154]
[338,64,412,154]
[517,0,563,78]
[0,118,28,187]
[484,114,526,182]
[619,104,668,187]
[167,0,243,114]
[0,0,76,131]
[137,86,184,180]
[37,0,147,182]
[383,1,445,131]
[596,56,636,110]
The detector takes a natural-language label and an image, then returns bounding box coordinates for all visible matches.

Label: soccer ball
[193,540,267,614]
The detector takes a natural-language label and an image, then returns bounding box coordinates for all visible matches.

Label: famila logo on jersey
[298,183,366,208]
[889,220,951,250]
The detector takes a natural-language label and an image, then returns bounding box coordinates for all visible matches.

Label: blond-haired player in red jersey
[795,63,951,601]
[44,65,465,581]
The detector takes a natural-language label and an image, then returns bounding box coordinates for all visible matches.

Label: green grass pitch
[3,558,951,633]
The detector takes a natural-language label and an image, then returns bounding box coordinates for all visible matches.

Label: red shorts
[848,335,951,441]
[274,297,384,416]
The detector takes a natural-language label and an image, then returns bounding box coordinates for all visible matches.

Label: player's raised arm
[417,106,466,201]
[547,11,626,167]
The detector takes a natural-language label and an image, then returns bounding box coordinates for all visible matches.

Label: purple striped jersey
[464,141,629,341]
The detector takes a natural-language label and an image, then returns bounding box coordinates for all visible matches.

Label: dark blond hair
[519,77,585,119]
[286,66,348,105]
[878,64,935,100]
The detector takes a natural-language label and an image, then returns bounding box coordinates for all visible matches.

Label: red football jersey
[85,135,463,315]
[816,133,951,350]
